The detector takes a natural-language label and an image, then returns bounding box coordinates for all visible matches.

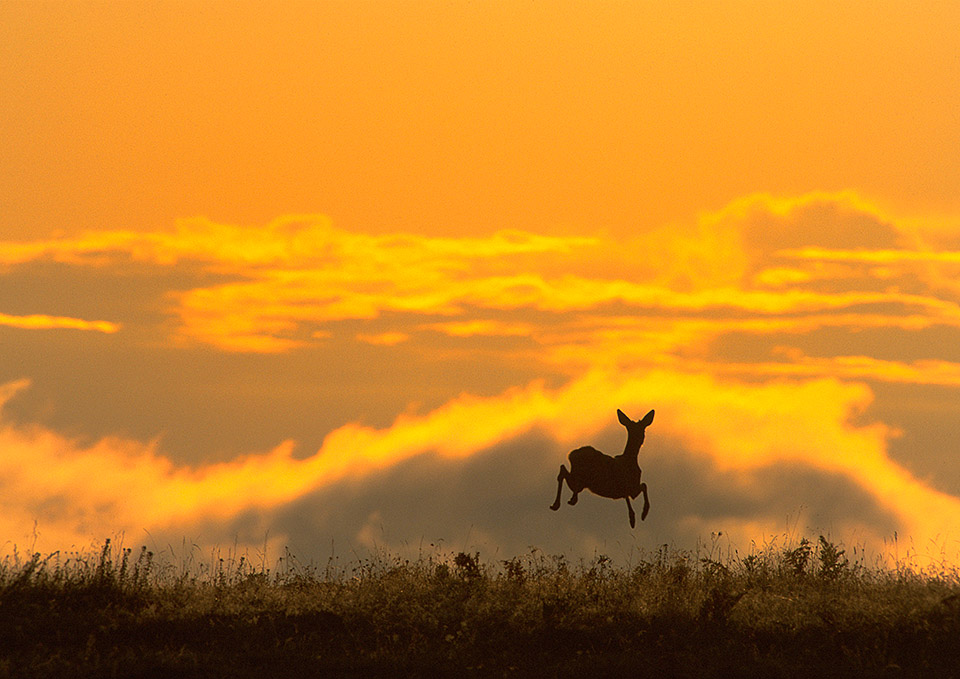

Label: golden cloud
[357,332,410,346]
[0,217,595,269]
[422,319,534,337]
[0,312,119,333]
[5,192,960,560]
[782,247,960,264]
[3,365,959,561]
[3,193,958,372]
[161,196,960,370]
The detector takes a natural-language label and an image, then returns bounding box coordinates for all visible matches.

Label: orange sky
[2,2,960,564]
[5,2,960,239]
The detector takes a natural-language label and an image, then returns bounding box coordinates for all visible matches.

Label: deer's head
[617,408,655,453]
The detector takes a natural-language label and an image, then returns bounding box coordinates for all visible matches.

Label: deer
[549,408,654,528]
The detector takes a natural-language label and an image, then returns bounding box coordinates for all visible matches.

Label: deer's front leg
[626,497,636,528]
[639,482,650,521]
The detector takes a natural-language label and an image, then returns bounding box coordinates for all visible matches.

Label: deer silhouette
[549,409,654,527]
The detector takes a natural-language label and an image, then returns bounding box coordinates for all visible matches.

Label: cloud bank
[3,191,960,563]
[0,366,955,563]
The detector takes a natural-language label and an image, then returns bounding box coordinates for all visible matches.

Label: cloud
[356,332,410,346]
[0,312,119,333]
[422,319,534,338]
[3,363,960,562]
[3,193,959,369]
[781,248,960,265]
[272,437,899,562]
[0,217,594,269]
[747,351,960,387]
[5,191,960,563]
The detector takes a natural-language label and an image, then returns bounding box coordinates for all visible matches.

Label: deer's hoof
[549,502,560,511]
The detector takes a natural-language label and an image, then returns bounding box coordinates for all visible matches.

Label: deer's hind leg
[549,465,570,511]
[565,470,586,506]
[567,483,581,505]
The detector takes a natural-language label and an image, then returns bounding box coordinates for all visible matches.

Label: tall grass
[2,536,959,677]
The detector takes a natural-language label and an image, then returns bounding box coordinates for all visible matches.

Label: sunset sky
[3,2,960,564]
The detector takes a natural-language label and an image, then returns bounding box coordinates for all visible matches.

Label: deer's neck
[621,436,642,461]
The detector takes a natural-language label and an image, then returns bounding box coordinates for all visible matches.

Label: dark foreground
[2,538,959,678]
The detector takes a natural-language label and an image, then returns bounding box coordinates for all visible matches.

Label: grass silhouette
[2,536,960,677]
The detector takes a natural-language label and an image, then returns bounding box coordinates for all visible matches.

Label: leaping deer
[549,409,654,528]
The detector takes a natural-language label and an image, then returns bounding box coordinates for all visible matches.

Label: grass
[2,536,960,677]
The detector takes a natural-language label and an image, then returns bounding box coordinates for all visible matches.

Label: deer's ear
[617,409,632,426]
[640,410,655,427]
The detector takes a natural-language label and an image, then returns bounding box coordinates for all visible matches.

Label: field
[2,536,960,678]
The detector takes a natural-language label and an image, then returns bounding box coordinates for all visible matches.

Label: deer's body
[550,409,654,527]
[566,446,644,500]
